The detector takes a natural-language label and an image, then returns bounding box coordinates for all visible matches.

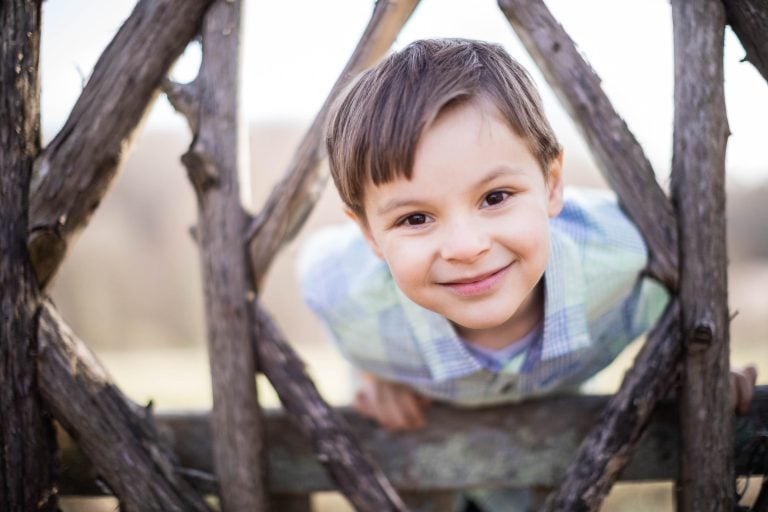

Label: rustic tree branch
[724,0,768,83]
[163,78,200,133]
[671,1,733,509]
[542,301,682,510]
[181,1,266,510]
[37,303,211,512]
[251,305,407,512]
[28,0,213,288]
[497,0,679,290]
[0,2,59,509]
[246,0,420,288]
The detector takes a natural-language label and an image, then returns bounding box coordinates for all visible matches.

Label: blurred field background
[42,0,768,510]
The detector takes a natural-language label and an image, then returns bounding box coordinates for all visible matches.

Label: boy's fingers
[354,390,375,419]
[398,392,426,430]
[744,365,758,384]
[736,373,755,415]
[379,386,426,431]
[379,398,406,431]
[353,379,430,432]
[731,366,758,415]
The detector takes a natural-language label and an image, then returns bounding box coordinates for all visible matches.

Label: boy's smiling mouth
[438,263,513,297]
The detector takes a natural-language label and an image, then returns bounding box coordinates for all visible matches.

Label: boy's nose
[439,221,491,263]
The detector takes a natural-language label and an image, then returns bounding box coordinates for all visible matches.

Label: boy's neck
[452,280,544,350]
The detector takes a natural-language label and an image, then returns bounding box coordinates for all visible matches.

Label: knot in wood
[687,323,714,351]
[182,150,220,196]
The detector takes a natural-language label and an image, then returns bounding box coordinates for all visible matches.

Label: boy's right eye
[398,213,429,227]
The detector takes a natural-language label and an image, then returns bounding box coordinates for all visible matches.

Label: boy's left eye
[482,191,510,207]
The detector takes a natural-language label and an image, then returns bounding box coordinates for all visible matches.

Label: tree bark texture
[497,0,678,290]
[28,0,213,288]
[671,1,733,510]
[724,0,768,83]
[36,303,211,512]
[246,0,420,288]
[0,2,59,509]
[252,305,407,512]
[183,1,266,510]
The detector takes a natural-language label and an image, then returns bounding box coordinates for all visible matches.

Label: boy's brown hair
[326,38,561,219]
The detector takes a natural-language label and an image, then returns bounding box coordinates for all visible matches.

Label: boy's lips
[438,263,513,297]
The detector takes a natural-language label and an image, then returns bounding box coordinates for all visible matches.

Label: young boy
[297,38,756,508]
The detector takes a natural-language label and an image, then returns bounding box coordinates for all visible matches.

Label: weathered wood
[755,482,768,512]
[182,1,265,510]
[724,0,768,83]
[252,306,407,512]
[0,2,58,509]
[37,303,211,511]
[270,495,312,512]
[400,491,459,512]
[542,301,683,510]
[246,0,420,288]
[163,78,200,133]
[58,387,768,495]
[28,0,213,288]
[497,0,678,290]
[671,1,733,510]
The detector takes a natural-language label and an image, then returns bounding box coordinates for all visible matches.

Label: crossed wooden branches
[2,0,766,510]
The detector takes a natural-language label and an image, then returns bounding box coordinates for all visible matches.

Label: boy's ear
[344,207,384,260]
[546,150,565,218]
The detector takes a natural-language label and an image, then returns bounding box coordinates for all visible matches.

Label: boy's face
[351,100,563,341]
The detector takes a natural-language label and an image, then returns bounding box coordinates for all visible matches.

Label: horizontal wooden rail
[59,387,768,496]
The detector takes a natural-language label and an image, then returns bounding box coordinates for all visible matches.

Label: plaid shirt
[298,188,668,406]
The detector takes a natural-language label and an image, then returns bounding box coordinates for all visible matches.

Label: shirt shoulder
[552,188,649,318]
[297,222,395,320]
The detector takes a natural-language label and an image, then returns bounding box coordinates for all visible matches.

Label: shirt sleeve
[551,189,670,387]
[296,223,403,375]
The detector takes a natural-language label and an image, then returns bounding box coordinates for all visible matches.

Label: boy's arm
[354,372,432,432]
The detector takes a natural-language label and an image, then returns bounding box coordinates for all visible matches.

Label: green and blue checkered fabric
[298,188,668,407]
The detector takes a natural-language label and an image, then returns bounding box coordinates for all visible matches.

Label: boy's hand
[730,365,758,415]
[354,372,431,432]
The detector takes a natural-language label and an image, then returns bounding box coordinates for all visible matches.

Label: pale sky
[41,0,768,184]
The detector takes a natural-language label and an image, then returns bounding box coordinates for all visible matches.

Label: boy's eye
[482,191,509,207]
[399,213,429,226]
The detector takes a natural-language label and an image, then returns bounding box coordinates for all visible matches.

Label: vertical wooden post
[671,1,733,510]
[0,1,58,510]
[182,0,265,510]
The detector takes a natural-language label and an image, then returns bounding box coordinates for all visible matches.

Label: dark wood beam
[671,1,733,509]
[58,386,768,495]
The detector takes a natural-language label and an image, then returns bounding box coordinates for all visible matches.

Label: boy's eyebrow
[377,197,423,216]
[476,166,527,186]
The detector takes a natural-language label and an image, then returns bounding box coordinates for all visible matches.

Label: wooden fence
[59,388,768,510]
